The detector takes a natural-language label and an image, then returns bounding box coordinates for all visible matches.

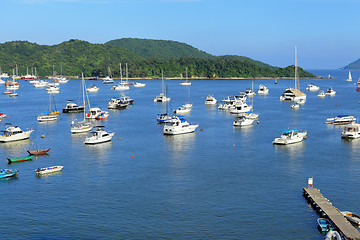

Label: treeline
[0,39,316,78]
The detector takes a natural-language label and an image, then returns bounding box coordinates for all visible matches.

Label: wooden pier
[303,187,360,240]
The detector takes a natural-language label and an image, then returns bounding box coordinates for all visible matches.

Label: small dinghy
[27,148,50,155]
[7,155,33,164]
[0,169,19,179]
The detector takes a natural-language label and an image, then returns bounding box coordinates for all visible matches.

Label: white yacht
[0,124,33,142]
[133,82,146,87]
[325,88,336,96]
[317,90,326,97]
[306,84,320,91]
[325,115,356,125]
[341,123,360,139]
[233,116,254,127]
[112,84,130,91]
[108,98,129,110]
[173,107,191,114]
[37,114,58,122]
[84,126,115,144]
[272,129,307,145]
[34,80,49,88]
[204,95,217,105]
[57,77,68,83]
[86,107,109,120]
[46,85,60,93]
[163,116,198,135]
[230,102,252,114]
[257,85,269,95]
[86,85,99,92]
[157,113,173,123]
[182,103,193,109]
[154,93,170,103]
[245,89,256,97]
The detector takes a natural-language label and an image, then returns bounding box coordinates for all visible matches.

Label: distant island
[0,38,318,79]
[340,58,360,70]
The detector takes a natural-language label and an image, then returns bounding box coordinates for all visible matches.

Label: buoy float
[131,155,134,158]
[199,129,203,131]
[257,121,260,124]
[41,135,45,138]
[233,144,235,147]
[308,184,313,188]
[118,137,121,140]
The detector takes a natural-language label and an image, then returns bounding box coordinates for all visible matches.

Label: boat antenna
[119,63,123,83]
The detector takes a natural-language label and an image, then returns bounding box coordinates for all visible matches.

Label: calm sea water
[2,70,360,239]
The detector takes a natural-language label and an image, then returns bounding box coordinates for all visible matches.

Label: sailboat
[102,67,114,84]
[71,73,92,133]
[112,63,129,91]
[154,70,171,102]
[37,94,60,122]
[157,85,173,123]
[180,67,191,86]
[280,46,306,102]
[182,85,192,109]
[347,71,352,82]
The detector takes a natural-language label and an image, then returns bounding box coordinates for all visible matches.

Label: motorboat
[341,123,360,139]
[173,107,191,114]
[245,88,256,97]
[9,92,18,97]
[182,103,193,109]
[0,124,33,142]
[27,148,51,155]
[233,116,254,127]
[57,77,68,83]
[33,80,49,88]
[86,107,109,120]
[119,93,134,104]
[325,88,336,96]
[325,115,356,125]
[204,95,217,105]
[7,155,33,164]
[29,79,39,84]
[0,111,6,120]
[317,218,334,233]
[86,85,99,92]
[317,90,326,97]
[157,113,173,123]
[46,85,60,93]
[62,100,85,113]
[84,126,115,144]
[291,103,300,109]
[133,82,146,87]
[230,102,252,114]
[257,85,269,95]
[35,166,63,175]
[112,84,129,91]
[243,112,259,120]
[163,116,198,135]
[0,169,19,179]
[102,78,114,84]
[154,93,171,102]
[108,98,130,110]
[306,84,320,91]
[341,211,360,227]
[325,231,342,240]
[272,129,307,145]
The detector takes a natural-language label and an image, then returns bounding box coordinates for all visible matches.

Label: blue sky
[2,0,360,69]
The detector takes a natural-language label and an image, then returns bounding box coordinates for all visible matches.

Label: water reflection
[0,139,31,155]
[273,141,306,160]
[164,133,196,153]
[84,141,113,159]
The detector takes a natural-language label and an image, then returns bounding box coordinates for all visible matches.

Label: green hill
[0,38,316,78]
[106,38,213,60]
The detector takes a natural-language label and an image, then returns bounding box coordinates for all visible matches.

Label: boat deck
[303,187,360,240]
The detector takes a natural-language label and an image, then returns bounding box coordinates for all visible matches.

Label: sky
[2,0,360,69]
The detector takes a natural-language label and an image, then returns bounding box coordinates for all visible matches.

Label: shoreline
[51,76,334,80]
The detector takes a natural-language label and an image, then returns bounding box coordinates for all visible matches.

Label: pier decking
[303,187,360,240]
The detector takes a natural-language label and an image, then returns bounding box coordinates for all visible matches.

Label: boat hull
[84,132,115,144]
[0,130,33,142]
[27,148,50,155]
[62,106,85,113]
[35,166,63,175]
[7,155,33,164]
[163,125,199,135]
[0,169,19,179]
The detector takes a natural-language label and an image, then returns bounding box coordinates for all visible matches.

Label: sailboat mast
[161,70,165,94]
[119,63,123,83]
[126,63,128,83]
[295,46,299,90]
[82,73,86,121]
